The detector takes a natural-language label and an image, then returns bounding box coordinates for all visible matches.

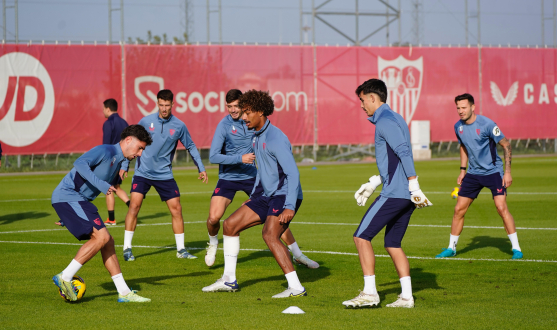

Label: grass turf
[0,157,556,329]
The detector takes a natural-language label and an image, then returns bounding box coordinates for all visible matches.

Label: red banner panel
[315,46,480,144]
[124,45,315,148]
[0,45,122,155]
[481,48,557,139]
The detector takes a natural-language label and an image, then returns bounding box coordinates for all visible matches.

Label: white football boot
[342,291,380,308]
[293,254,320,269]
[202,278,239,292]
[271,287,307,298]
[386,295,414,308]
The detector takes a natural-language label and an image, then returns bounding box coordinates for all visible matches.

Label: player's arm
[272,139,300,224]
[458,139,468,185]
[73,146,112,194]
[208,123,244,165]
[179,126,208,183]
[499,137,512,188]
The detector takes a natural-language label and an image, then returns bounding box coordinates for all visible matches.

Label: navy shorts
[112,175,123,186]
[459,172,506,199]
[245,195,303,224]
[354,196,415,248]
[130,175,180,201]
[52,201,105,241]
[212,178,256,201]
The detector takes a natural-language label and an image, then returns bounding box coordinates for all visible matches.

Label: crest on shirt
[493,126,501,136]
[149,123,154,131]
[458,126,463,134]
[110,156,116,166]
[252,137,256,147]
[476,129,481,135]
[169,129,175,136]
[231,125,237,134]
[263,143,266,150]
[378,55,423,124]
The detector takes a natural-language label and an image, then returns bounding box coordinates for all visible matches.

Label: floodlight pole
[465,0,468,45]
[300,0,303,43]
[312,0,318,160]
[398,0,401,45]
[2,0,6,41]
[206,0,210,43]
[108,0,124,43]
[477,0,482,115]
[542,0,545,45]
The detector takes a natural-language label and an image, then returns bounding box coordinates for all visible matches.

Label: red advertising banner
[0,45,122,155]
[481,48,557,139]
[1,45,556,155]
[315,46,480,144]
[125,45,315,148]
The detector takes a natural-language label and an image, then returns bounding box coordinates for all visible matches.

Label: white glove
[354,175,382,206]
[408,177,433,209]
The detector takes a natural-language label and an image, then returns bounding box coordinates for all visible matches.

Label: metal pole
[312,0,318,160]
[465,0,468,45]
[355,0,359,45]
[300,0,303,44]
[3,0,6,41]
[14,0,17,43]
[206,0,210,43]
[108,0,112,43]
[386,0,389,45]
[478,0,482,115]
[120,0,123,43]
[218,0,222,44]
[398,0,401,45]
[554,0,556,47]
[542,0,545,45]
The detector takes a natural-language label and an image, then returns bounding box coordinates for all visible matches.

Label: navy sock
[108,210,115,221]
[126,201,130,207]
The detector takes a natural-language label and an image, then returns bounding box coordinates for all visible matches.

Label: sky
[1,0,556,47]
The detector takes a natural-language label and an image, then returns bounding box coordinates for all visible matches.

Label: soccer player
[102,98,130,226]
[435,93,523,259]
[342,79,432,309]
[122,89,208,261]
[202,90,307,298]
[204,89,318,269]
[51,125,152,302]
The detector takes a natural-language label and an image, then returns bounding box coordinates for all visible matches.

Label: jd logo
[0,52,55,147]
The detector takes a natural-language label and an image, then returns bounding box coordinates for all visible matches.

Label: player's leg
[96,228,150,302]
[343,196,392,307]
[436,174,480,258]
[384,201,415,308]
[281,227,320,269]
[205,196,232,266]
[123,192,145,261]
[115,185,130,205]
[105,192,116,226]
[202,205,262,292]
[165,196,197,259]
[494,195,522,258]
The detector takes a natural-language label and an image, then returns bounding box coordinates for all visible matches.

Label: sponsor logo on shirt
[169,128,175,136]
[231,125,237,134]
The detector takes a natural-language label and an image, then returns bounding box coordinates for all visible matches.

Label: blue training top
[209,115,257,181]
[52,143,126,203]
[250,120,302,210]
[454,115,504,176]
[103,113,129,145]
[127,113,205,180]
[369,103,417,200]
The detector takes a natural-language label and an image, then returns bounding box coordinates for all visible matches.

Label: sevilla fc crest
[94,218,101,226]
[169,129,175,136]
[378,55,423,124]
[476,129,481,135]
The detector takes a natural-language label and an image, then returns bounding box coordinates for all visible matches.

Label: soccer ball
[58,275,87,302]
[451,187,459,199]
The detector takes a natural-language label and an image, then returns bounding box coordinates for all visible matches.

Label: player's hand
[242,153,256,164]
[106,186,118,196]
[408,177,433,209]
[278,209,295,224]
[503,172,512,188]
[354,175,382,206]
[457,171,466,185]
[198,171,208,183]
[119,169,128,180]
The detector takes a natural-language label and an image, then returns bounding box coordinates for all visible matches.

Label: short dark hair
[121,125,153,145]
[238,90,274,117]
[157,89,174,102]
[103,98,118,112]
[455,93,474,105]
[226,89,243,103]
[355,79,388,103]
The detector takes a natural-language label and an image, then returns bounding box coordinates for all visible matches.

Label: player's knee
[222,220,236,236]
[262,227,280,243]
[495,203,508,215]
[454,204,467,215]
[207,217,221,227]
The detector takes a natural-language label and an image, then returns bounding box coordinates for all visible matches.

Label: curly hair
[238,90,274,117]
[121,125,153,146]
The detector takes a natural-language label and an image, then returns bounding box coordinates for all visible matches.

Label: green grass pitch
[0,157,556,329]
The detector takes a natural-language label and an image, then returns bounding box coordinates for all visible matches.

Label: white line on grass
[0,240,554,263]
[1,190,556,203]
[1,220,555,235]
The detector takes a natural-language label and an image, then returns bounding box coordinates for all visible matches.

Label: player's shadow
[133,240,208,259]
[457,235,512,257]
[376,267,442,303]
[136,212,169,224]
[0,211,50,225]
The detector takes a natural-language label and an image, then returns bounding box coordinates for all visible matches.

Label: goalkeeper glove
[408,177,433,209]
[354,175,382,206]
